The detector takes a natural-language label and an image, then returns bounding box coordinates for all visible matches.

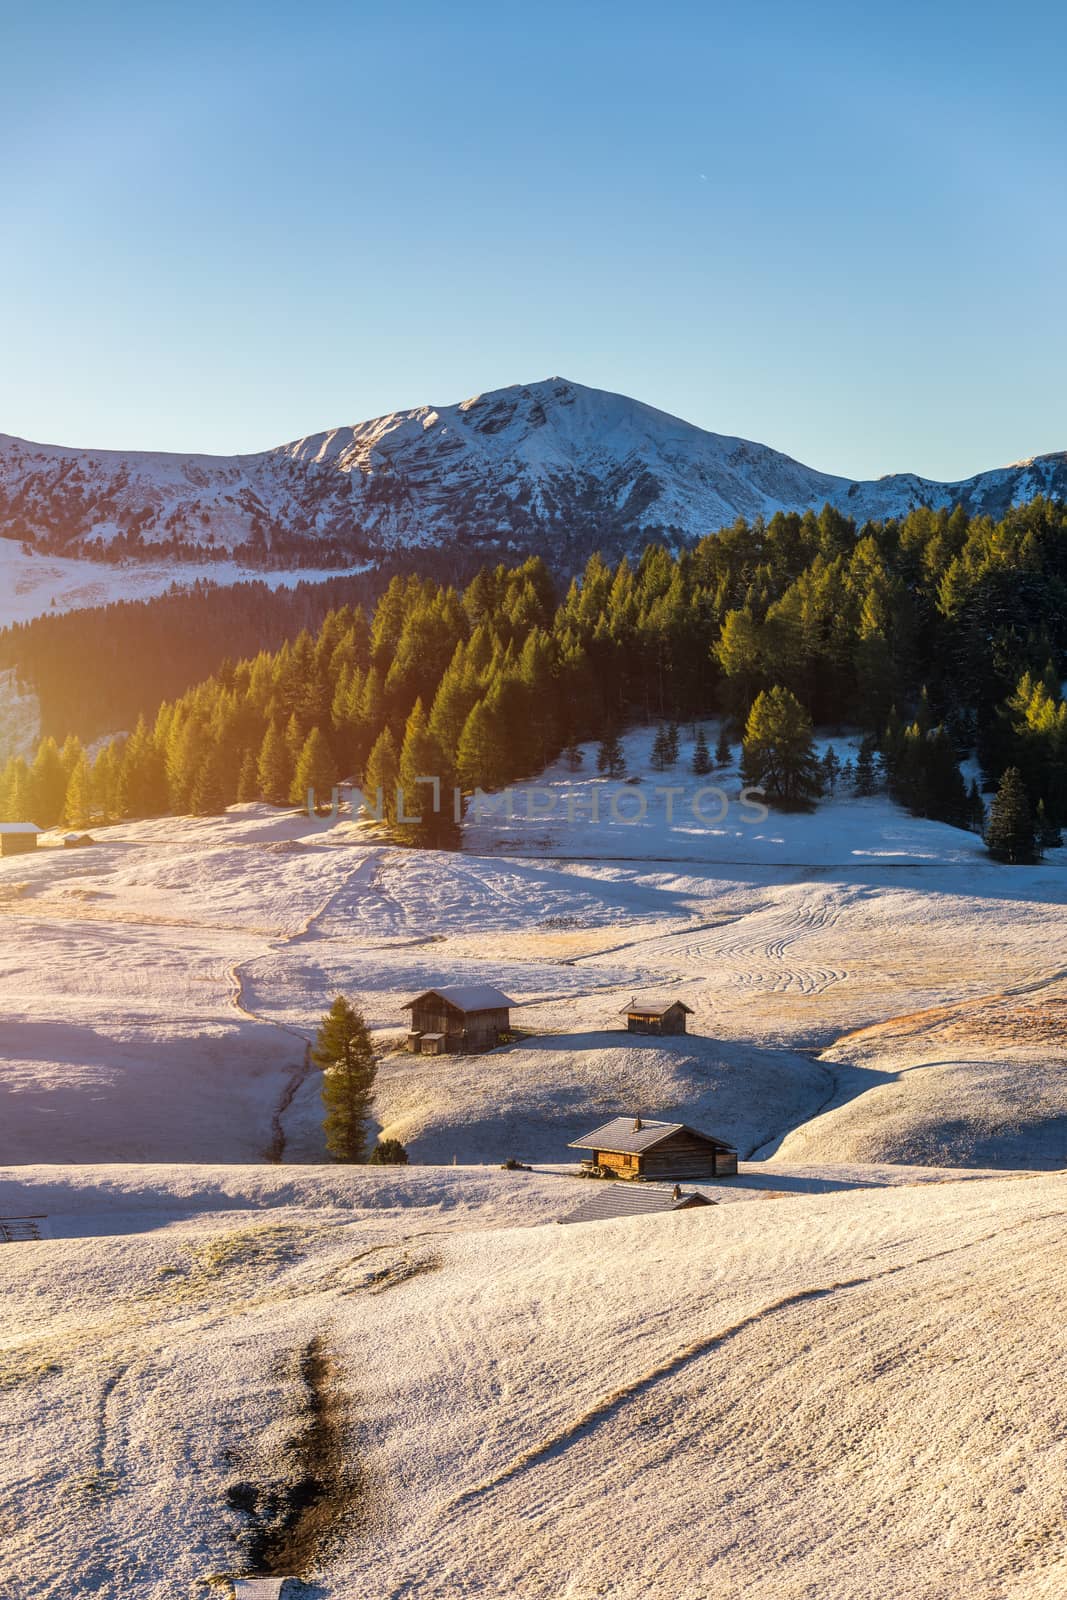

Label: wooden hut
[402,985,515,1055]
[0,823,40,858]
[621,998,693,1036]
[569,1115,738,1180]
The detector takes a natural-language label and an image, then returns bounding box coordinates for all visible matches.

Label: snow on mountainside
[2,376,1066,570]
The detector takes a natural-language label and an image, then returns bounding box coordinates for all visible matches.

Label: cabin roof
[559,1187,715,1225]
[569,1116,736,1155]
[402,985,516,1014]
[619,998,694,1016]
[0,823,41,835]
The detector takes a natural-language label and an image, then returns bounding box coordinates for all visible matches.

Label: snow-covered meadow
[1,724,1065,1597]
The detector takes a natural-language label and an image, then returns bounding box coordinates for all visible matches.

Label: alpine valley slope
[4,377,1067,571]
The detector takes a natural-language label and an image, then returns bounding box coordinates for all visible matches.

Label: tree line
[2,496,1065,850]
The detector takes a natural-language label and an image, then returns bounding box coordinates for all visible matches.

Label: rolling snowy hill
[3,377,1066,573]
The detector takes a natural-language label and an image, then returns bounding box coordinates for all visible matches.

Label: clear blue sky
[2,0,1064,480]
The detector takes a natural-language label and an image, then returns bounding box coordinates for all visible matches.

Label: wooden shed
[402,985,516,1055]
[569,1115,738,1180]
[0,823,40,858]
[621,997,694,1035]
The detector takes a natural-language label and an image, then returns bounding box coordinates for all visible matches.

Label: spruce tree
[257,723,292,807]
[291,727,337,812]
[714,724,732,768]
[691,727,713,776]
[364,726,400,822]
[28,738,67,829]
[821,746,841,796]
[740,687,822,809]
[191,752,227,817]
[313,996,377,1162]
[854,736,879,797]
[236,749,260,804]
[1035,798,1062,852]
[397,698,456,847]
[368,1138,409,1165]
[665,722,680,763]
[650,726,670,772]
[597,730,625,780]
[63,752,95,830]
[985,767,1037,864]
[563,740,584,771]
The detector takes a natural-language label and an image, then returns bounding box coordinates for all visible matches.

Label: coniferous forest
[2,496,1066,850]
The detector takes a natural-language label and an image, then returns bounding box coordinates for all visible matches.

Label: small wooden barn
[621,997,693,1036]
[570,1115,738,1180]
[0,823,40,858]
[559,1185,715,1225]
[402,985,516,1055]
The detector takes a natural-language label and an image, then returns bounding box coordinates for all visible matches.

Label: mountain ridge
[2,376,1066,569]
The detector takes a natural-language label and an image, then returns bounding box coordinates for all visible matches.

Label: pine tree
[597,730,625,780]
[691,727,713,776]
[456,699,509,792]
[397,698,456,847]
[563,740,584,771]
[821,745,841,795]
[257,722,292,807]
[740,687,822,809]
[985,767,1037,864]
[1035,798,1062,852]
[714,724,732,768]
[854,736,879,796]
[191,751,227,817]
[665,722,680,763]
[363,726,400,822]
[28,738,67,828]
[236,749,260,804]
[63,752,95,829]
[291,727,337,812]
[313,996,377,1162]
[650,726,670,772]
[368,1138,409,1165]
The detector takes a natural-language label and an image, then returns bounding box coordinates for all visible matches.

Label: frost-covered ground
[1,1165,1065,1599]
[1,725,1065,1596]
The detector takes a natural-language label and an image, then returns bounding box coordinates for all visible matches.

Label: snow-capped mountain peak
[1,378,1064,570]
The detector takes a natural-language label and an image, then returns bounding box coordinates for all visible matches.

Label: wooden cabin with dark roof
[402,985,516,1055]
[569,1115,738,1180]
[621,998,693,1036]
[0,823,40,858]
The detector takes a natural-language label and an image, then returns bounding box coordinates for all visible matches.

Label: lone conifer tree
[691,727,713,776]
[740,687,822,810]
[985,767,1037,864]
[314,996,377,1162]
[597,729,625,779]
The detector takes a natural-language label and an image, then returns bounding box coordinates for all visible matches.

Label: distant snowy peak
[1,377,1065,569]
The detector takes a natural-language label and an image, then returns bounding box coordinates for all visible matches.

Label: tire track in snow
[227,849,389,1160]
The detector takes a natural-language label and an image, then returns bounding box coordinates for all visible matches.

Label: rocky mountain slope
[2,377,1066,569]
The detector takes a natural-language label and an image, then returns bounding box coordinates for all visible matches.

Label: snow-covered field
[1,726,1065,1596]
[0,538,363,627]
